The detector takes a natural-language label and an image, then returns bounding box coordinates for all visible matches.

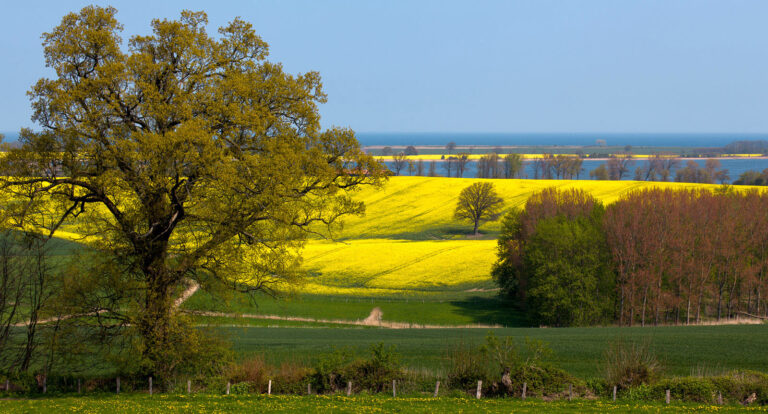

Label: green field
[15,177,768,384]
[0,394,758,413]
[224,325,768,378]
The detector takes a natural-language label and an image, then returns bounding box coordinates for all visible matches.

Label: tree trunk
[473,220,479,235]
[136,265,177,381]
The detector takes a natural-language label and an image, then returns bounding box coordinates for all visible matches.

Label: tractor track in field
[184,308,505,329]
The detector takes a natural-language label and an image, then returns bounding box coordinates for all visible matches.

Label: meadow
[0,394,758,413]
[223,324,768,377]
[0,394,765,414]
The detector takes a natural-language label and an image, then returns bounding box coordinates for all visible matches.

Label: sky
[1,0,768,135]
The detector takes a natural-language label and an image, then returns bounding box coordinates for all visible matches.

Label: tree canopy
[0,6,385,377]
[454,182,504,235]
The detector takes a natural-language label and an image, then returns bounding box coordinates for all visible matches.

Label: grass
[183,291,525,326]
[224,324,768,378]
[0,394,760,413]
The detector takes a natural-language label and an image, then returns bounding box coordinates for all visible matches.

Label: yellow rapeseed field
[302,239,496,290]
[10,176,758,296]
[333,176,734,239]
[291,177,756,295]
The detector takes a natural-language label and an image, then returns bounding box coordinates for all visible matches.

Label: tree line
[493,187,768,327]
[387,152,739,185]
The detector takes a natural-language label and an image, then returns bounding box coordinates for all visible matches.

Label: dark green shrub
[623,371,768,404]
[657,377,716,402]
[310,348,353,393]
[344,343,404,393]
[225,356,270,393]
[272,361,312,395]
[602,340,661,390]
[446,341,492,392]
[230,381,252,395]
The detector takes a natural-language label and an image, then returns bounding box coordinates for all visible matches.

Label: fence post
[268,379,272,395]
[116,377,120,394]
[665,389,670,404]
[392,380,396,397]
[77,378,81,394]
[612,385,617,401]
[149,377,153,396]
[226,381,231,395]
[347,381,352,396]
[433,381,440,398]
[476,380,482,399]
[42,376,47,394]
[307,383,311,395]
[187,380,191,393]
[522,382,527,400]
[718,391,723,405]
[568,383,572,401]
[4,379,8,391]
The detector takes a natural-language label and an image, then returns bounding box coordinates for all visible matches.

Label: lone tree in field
[445,141,457,154]
[391,152,408,175]
[0,6,384,378]
[454,183,504,235]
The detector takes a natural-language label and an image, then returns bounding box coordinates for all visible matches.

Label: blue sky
[1,0,767,134]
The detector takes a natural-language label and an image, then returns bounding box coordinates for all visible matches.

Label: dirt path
[174,280,200,307]
[186,307,504,329]
[14,279,200,327]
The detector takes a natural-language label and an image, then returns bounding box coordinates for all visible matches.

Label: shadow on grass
[449,295,529,327]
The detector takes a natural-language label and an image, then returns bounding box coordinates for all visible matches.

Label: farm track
[185,308,505,329]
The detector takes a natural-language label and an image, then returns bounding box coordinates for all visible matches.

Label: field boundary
[185,309,504,329]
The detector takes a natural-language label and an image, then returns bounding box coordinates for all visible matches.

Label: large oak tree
[0,6,384,376]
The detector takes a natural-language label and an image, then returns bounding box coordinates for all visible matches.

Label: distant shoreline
[375,155,768,162]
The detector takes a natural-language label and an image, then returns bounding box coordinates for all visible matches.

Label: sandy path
[186,308,504,329]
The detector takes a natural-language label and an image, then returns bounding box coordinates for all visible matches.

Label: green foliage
[445,341,491,391]
[0,5,384,376]
[524,215,614,326]
[624,371,768,404]
[454,182,504,234]
[344,343,404,393]
[310,348,353,393]
[446,333,578,397]
[603,340,661,390]
[226,356,270,393]
[493,188,614,327]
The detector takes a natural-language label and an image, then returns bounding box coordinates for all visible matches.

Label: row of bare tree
[604,188,768,325]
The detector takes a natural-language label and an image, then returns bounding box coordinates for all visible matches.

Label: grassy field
[184,290,524,326]
[0,394,759,413]
[224,324,768,378]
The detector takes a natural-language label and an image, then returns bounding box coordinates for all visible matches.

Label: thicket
[4,336,767,406]
[494,187,768,326]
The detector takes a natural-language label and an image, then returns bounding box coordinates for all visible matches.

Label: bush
[344,343,404,393]
[603,340,661,390]
[446,341,491,392]
[446,333,581,398]
[272,362,311,395]
[310,348,353,393]
[230,381,252,395]
[622,371,768,404]
[225,356,270,393]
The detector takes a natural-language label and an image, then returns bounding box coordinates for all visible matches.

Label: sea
[382,158,767,184]
[357,133,768,184]
[5,131,768,183]
[355,132,768,147]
